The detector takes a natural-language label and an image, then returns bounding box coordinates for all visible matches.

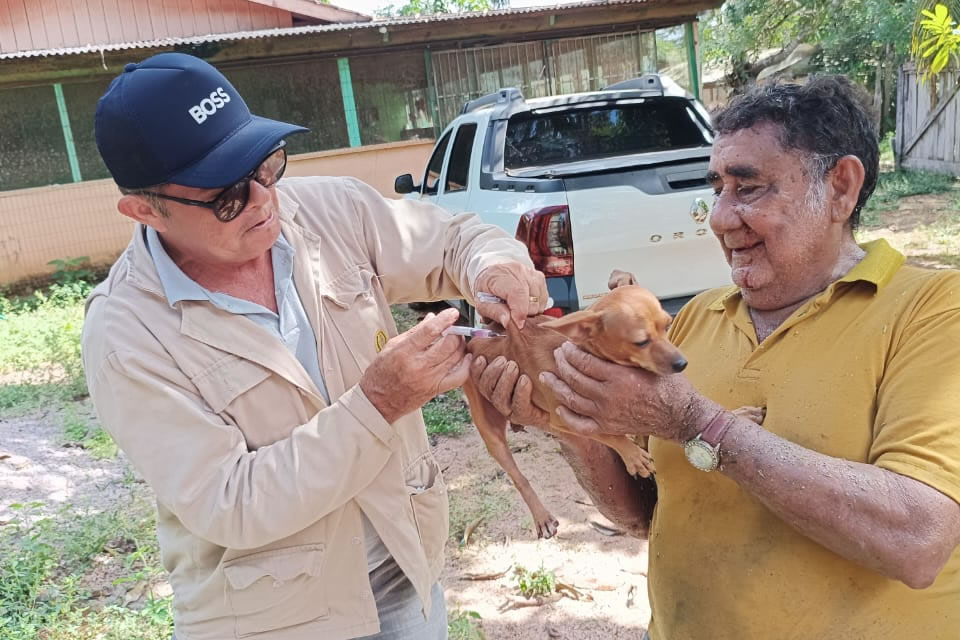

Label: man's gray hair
[801,153,837,214]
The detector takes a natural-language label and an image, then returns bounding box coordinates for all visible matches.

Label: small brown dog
[463,272,686,538]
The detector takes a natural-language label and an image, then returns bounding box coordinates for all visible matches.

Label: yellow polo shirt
[648,240,960,640]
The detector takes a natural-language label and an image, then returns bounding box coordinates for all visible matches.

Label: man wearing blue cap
[81,52,547,640]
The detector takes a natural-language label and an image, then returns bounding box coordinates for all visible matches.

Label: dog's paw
[733,405,766,425]
[621,445,656,478]
[536,514,561,539]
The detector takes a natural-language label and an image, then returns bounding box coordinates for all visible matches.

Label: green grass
[0,498,172,640]
[448,609,485,640]
[0,281,92,413]
[423,390,472,437]
[878,131,895,167]
[861,169,958,226]
[61,408,118,460]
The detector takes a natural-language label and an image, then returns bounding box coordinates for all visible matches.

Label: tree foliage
[912,2,960,80]
[702,0,919,132]
[704,0,917,84]
[375,0,505,17]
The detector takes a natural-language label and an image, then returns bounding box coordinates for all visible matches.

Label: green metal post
[424,48,442,136]
[53,83,82,182]
[684,22,701,101]
[337,57,362,148]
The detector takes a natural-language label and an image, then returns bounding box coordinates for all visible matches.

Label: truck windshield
[504,99,711,170]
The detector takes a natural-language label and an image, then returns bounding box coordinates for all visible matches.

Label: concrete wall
[0,139,433,285]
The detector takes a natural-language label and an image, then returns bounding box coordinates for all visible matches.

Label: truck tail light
[515,205,574,277]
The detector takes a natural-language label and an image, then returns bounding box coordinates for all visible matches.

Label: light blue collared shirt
[144,226,329,404]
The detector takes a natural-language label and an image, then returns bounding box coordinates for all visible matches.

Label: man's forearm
[556,431,657,538]
[718,416,958,588]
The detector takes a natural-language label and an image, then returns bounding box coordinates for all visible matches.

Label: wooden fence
[896,64,960,175]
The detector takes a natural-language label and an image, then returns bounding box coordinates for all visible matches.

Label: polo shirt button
[352,536,361,545]
[360,592,369,600]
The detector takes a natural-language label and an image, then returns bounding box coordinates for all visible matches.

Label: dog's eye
[634,339,651,348]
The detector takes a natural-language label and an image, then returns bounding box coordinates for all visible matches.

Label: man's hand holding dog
[361,308,472,424]
[540,342,713,442]
[469,355,551,428]
[474,262,549,329]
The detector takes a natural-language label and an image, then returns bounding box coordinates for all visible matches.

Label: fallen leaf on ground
[588,519,625,536]
[497,593,562,613]
[556,582,593,602]
[461,516,484,546]
[460,565,511,581]
[573,580,617,592]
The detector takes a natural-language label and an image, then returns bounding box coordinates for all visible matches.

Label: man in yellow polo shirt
[469,75,960,639]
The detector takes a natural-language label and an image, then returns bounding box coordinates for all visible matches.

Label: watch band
[699,409,737,447]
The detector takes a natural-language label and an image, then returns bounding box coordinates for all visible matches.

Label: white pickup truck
[394,74,731,318]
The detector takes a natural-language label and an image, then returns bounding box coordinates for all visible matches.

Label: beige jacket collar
[124,190,329,407]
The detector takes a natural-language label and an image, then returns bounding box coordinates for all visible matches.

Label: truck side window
[423,131,451,195]
[444,124,477,193]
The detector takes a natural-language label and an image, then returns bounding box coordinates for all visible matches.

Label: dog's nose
[671,358,688,373]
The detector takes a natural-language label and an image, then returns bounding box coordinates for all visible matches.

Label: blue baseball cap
[95,52,308,189]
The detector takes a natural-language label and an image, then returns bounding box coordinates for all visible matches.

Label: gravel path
[0,403,138,522]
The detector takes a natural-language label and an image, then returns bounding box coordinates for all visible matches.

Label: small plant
[84,427,119,459]
[62,411,90,442]
[61,408,118,459]
[47,256,93,286]
[448,609,485,640]
[512,564,557,599]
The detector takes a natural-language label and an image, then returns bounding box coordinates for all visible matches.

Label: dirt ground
[435,425,651,639]
[858,193,960,269]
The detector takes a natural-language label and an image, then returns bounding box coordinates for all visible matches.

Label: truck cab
[395,74,731,318]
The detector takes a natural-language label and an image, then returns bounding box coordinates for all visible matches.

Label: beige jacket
[82,176,530,640]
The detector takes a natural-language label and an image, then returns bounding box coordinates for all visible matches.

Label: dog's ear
[607,269,638,291]
[542,310,603,341]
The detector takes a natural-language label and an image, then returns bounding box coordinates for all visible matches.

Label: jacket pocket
[222,544,328,637]
[321,267,395,380]
[406,455,449,569]
[322,266,378,310]
[193,355,272,414]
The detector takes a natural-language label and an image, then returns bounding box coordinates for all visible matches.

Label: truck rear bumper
[545,276,579,313]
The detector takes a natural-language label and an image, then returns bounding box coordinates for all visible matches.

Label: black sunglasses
[139,142,287,222]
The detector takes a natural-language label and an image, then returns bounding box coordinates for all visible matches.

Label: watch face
[684,440,718,471]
